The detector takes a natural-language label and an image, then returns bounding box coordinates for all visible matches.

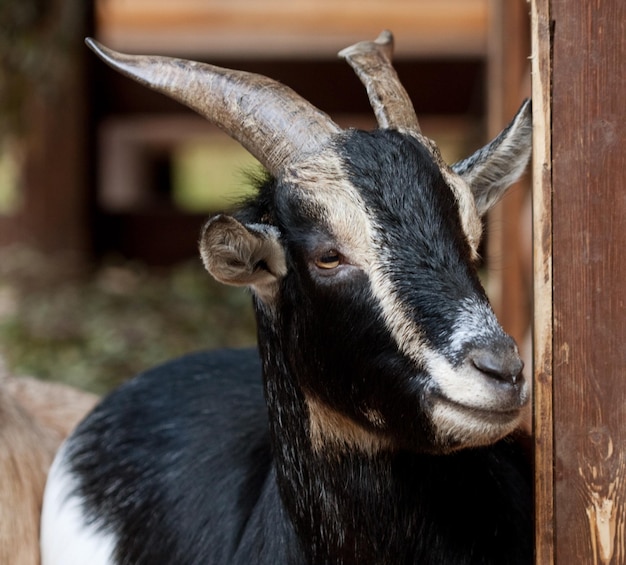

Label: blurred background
[0,0,531,394]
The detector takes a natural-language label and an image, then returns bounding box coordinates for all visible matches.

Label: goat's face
[201,115,531,454]
[87,32,531,454]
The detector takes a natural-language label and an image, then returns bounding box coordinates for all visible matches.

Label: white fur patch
[41,443,116,565]
[423,351,527,412]
[447,297,510,357]
[429,399,523,450]
[368,259,429,360]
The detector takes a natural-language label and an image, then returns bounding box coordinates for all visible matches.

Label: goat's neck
[257,327,420,563]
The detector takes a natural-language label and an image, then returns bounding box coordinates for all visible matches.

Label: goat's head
[87,31,532,454]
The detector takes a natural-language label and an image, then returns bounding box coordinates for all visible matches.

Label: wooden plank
[95,0,488,58]
[551,0,626,562]
[530,0,554,562]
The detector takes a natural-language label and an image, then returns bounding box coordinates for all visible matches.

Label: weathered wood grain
[531,0,554,562]
[550,0,626,562]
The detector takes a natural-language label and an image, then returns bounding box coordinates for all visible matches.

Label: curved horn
[86,39,341,176]
[339,31,420,133]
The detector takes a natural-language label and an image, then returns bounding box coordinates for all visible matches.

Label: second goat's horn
[339,30,420,133]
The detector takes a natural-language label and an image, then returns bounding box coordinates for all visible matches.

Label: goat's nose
[470,348,524,385]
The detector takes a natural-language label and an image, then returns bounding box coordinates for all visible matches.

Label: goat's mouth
[435,394,523,422]
[429,394,525,449]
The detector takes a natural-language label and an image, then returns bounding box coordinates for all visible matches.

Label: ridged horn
[339,30,420,133]
[85,38,341,176]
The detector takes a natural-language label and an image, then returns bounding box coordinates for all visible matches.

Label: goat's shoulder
[45,348,293,564]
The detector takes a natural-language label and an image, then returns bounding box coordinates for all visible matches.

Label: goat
[0,363,97,565]
[41,31,533,564]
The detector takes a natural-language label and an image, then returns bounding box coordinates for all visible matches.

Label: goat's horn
[86,39,341,176]
[339,31,420,133]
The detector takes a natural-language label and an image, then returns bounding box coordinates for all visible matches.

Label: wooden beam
[534,0,626,561]
[95,0,489,59]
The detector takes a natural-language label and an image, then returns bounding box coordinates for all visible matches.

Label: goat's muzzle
[469,346,524,386]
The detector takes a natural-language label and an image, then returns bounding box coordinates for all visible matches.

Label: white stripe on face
[283,151,375,270]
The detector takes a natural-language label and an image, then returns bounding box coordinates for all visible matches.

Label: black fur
[68,347,531,564]
[69,350,297,564]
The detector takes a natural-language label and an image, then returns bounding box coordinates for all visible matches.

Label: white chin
[430,398,523,451]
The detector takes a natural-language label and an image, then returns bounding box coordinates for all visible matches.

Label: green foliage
[0,248,257,394]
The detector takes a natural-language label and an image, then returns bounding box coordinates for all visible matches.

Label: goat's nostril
[470,349,524,384]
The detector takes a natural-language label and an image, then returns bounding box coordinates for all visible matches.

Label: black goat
[41,32,533,565]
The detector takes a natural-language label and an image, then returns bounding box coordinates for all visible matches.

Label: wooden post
[530,0,554,561]
[533,0,626,562]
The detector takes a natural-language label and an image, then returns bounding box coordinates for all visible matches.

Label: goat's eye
[315,250,341,270]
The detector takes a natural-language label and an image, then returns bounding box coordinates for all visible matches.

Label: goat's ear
[200,215,286,299]
[452,99,532,216]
